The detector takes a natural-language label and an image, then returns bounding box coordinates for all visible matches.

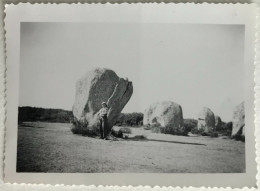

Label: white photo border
[0,1,260,190]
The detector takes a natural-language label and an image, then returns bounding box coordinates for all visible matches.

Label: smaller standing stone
[215,115,222,131]
[143,101,185,135]
[231,102,245,139]
[197,107,215,134]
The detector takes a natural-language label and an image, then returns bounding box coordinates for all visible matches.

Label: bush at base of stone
[150,123,188,136]
[70,120,99,137]
[232,134,245,142]
[191,128,218,138]
[201,132,209,136]
[190,127,204,135]
[216,121,232,137]
[183,119,198,132]
[210,131,219,138]
[111,128,123,138]
[111,126,132,138]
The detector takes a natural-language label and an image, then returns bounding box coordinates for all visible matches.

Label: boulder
[71,68,133,136]
[197,107,215,134]
[231,102,245,139]
[143,101,185,135]
[215,115,222,131]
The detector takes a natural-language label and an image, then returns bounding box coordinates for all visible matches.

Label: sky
[20,22,245,122]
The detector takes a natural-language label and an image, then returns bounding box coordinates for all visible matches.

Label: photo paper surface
[3,3,257,188]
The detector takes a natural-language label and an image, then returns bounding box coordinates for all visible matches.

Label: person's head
[102,102,107,108]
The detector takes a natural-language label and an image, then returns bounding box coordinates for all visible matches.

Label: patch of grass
[17,122,246,173]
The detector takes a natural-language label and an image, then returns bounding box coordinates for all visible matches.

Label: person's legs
[99,118,104,139]
[103,116,108,139]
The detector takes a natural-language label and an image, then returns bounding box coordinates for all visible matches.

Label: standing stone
[231,102,245,139]
[71,68,133,136]
[215,115,222,131]
[143,101,185,135]
[197,107,215,134]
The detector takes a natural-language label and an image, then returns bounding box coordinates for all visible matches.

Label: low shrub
[183,119,198,132]
[149,123,188,136]
[233,135,245,142]
[218,121,232,137]
[111,126,131,138]
[231,125,245,142]
[210,131,219,138]
[114,112,144,127]
[191,127,204,135]
[119,127,132,134]
[70,119,99,137]
[201,132,209,136]
[111,128,123,138]
[191,127,218,138]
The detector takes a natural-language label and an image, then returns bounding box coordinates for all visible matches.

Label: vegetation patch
[149,123,188,136]
[111,127,132,138]
[18,106,73,123]
[183,119,198,133]
[70,120,99,137]
[115,113,143,127]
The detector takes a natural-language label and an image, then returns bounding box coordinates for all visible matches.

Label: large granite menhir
[71,68,133,136]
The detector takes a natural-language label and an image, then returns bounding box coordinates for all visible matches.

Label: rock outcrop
[231,102,245,139]
[71,68,133,136]
[143,101,185,135]
[215,115,222,131]
[197,107,215,134]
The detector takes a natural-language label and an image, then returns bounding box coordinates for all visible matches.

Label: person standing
[98,102,109,140]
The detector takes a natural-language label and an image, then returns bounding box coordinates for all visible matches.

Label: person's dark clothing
[99,115,108,139]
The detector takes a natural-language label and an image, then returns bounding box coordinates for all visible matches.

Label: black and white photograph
[3,3,257,187]
[17,22,246,173]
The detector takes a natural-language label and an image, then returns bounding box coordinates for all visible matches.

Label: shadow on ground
[124,135,206,146]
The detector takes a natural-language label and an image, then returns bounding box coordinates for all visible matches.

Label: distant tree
[183,118,198,132]
[115,112,144,127]
[18,106,73,123]
[219,121,232,137]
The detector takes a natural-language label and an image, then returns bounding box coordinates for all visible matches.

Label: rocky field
[17,122,245,173]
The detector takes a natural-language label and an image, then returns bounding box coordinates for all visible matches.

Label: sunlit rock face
[231,102,245,139]
[71,68,133,136]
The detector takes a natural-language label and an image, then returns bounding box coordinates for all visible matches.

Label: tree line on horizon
[18,106,232,136]
[18,106,144,127]
[18,106,73,123]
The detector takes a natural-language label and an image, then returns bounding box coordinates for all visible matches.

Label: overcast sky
[20,22,244,122]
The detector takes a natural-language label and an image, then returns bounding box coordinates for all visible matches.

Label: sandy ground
[17,122,245,173]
